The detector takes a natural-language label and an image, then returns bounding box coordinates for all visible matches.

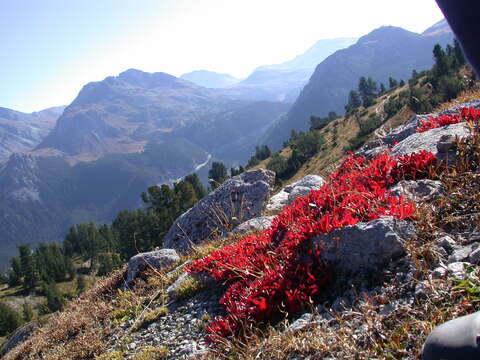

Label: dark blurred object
[436,1,480,75]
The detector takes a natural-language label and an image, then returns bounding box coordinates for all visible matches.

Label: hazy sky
[1,0,444,113]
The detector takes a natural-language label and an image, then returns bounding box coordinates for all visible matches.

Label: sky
[1,0,444,113]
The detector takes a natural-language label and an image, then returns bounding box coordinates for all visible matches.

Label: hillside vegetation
[2,41,480,359]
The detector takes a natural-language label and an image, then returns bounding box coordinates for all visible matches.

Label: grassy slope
[3,85,480,358]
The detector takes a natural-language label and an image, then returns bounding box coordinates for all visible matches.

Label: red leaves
[186,150,437,340]
[416,107,480,133]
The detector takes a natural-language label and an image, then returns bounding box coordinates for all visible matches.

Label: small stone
[432,266,448,279]
[448,244,478,264]
[469,248,480,264]
[447,262,468,280]
[437,235,456,252]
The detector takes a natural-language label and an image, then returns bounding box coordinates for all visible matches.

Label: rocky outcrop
[164,169,275,253]
[266,174,325,213]
[0,322,38,356]
[232,216,274,235]
[392,122,469,157]
[389,179,443,202]
[310,216,415,278]
[125,249,180,285]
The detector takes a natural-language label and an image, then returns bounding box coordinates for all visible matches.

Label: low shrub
[187,150,437,340]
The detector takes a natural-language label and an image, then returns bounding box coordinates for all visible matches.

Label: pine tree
[76,275,87,294]
[22,302,34,322]
[8,257,22,287]
[18,245,39,292]
[208,162,228,191]
[433,44,449,77]
[389,77,398,89]
[0,303,23,336]
[184,174,207,200]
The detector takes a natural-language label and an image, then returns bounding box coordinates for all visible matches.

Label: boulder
[389,179,443,202]
[382,114,427,145]
[125,249,180,285]
[392,122,469,157]
[422,311,480,360]
[232,216,274,235]
[283,175,325,193]
[266,174,325,214]
[163,169,275,253]
[265,190,289,213]
[0,322,37,356]
[288,186,314,203]
[447,262,468,280]
[310,217,415,277]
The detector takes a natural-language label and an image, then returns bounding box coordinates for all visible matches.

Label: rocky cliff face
[0,106,64,162]
[37,69,234,157]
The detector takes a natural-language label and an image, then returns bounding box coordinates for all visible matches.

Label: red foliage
[416,107,480,133]
[186,150,437,340]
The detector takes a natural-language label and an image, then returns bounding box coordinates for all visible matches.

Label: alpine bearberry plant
[187,150,437,341]
[416,107,480,133]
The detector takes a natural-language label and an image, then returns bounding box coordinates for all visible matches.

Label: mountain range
[263,19,454,149]
[0,19,454,269]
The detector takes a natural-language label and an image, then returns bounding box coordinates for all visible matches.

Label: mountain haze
[180,70,240,88]
[0,106,65,162]
[264,20,453,149]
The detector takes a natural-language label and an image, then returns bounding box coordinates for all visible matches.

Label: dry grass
[4,268,126,360]
[197,118,480,360]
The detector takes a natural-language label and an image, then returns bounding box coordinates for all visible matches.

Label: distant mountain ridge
[0,69,289,268]
[263,19,454,149]
[38,69,234,157]
[180,70,240,88]
[0,106,65,162]
[188,37,358,104]
[256,37,358,71]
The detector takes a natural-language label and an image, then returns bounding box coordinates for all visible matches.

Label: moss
[131,307,169,332]
[96,350,125,360]
[175,277,203,301]
[132,346,168,360]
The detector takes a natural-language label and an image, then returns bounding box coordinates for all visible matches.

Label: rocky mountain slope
[0,70,290,268]
[0,106,64,162]
[4,98,480,359]
[180,70,240,88]
[264,19,454,149]
[37,69,238,157]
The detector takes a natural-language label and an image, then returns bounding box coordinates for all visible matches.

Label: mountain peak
[357,26,417,44]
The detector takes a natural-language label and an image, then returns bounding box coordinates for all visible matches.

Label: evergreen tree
[433,44,449,77]
[18,245,39,292]
[0,303,23,336]
[8,258,22,287]
[379,83,386,94]
[42,282,64,313]
[184,174,207,200]
[345,90,361,113]
[208,162,228,190]
[389,77,398,89]
[399,79,405,87]
[22,302,34,322]
[76,275,87,295]
[0,272,7,284]
[174,180,198,213]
